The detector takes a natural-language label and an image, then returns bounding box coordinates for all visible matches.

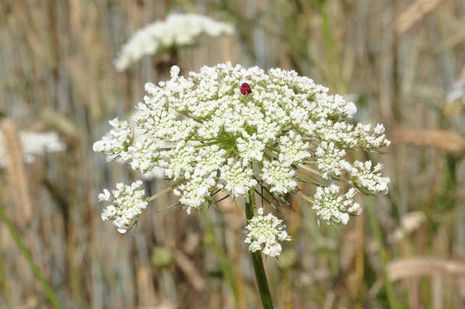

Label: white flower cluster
[19,132,65,159]
[94,63,390,252]
[92,118,133,161]
[312,184,361,225]
[114,13,235,71]
[98,181,148,233]
[220,158,258,197]
[0,131,65,168]
[348,160,390,194]
[244,208,291,257]
[315,141,348,178]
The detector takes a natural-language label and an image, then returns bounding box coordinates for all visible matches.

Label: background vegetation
[1,0,465,308]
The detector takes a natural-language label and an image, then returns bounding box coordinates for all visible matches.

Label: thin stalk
[0,206,61,308]
[245,190,274,309]
[147,180,182,202]
[365,199,400,309]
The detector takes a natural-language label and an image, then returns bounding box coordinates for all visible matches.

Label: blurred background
[1,0,465,308]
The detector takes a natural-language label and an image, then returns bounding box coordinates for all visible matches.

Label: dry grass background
[1,0,465,308]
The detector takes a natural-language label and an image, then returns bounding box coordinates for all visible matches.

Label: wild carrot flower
[94,63,390,251]
[114,13,234,71]
[0,131,65,167]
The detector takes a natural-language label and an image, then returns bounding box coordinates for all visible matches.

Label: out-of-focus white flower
[388,211,426,243]
[114,13,235,71]
[447,80,465,104]
[99,181,147,233]
[0,131,65,167]
[245,208,291,257]
[20,132,65,158]
[312,184,361,225]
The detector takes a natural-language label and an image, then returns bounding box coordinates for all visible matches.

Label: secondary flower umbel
[245,208,291,257]
[114,13,234,71]
[98,181,148,233]
[94,63,390,255]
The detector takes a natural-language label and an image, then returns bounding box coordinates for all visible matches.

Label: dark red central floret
[240,82,252,95]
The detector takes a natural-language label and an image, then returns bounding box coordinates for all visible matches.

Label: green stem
[0,206,61,308]
[245,191,274,309]
[365,200,400,309]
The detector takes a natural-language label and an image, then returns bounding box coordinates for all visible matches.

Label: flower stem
[245,190,274,309]
[0,205,61,308]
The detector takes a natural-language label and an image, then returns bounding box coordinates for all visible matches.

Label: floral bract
[94,63,390,255]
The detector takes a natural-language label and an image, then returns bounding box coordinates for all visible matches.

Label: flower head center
[217,132,239,152]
